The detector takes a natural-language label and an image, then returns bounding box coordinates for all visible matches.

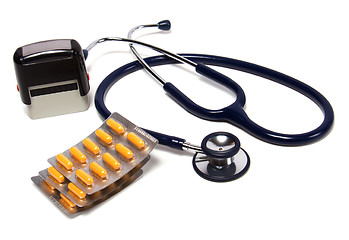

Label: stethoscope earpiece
[192,132,250,182]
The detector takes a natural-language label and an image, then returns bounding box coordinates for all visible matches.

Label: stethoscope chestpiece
[192,132,250,182]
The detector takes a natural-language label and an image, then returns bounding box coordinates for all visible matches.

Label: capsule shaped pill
[60,193,76,208]
[70,147,87,164]
[115,143,134,160]
[90,162,107,179]
[56,153,73,171]
[68,183,86,199]
[95,129,113,145]
[83,138,100,155]
[107,119,125,135]
[127,132,146,150]
[76,169,94,186]
[48,166,65,183]
[103,152,120,170]
[43,180,55,190]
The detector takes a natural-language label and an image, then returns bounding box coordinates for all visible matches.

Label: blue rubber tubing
[94,54,334,148]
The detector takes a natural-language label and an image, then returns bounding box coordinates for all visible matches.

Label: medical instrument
[13,39,90,119]
[86,20,334,181]
[88,21,334,147]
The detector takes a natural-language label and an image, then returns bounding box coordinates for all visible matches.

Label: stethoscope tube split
[94,53,334,147]
[125,20,334,146]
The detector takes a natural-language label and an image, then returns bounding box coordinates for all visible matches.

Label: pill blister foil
[31,169,143,216]
[47,112,157,194]
[32,112,158,216]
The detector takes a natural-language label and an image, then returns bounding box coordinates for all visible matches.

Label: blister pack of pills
[32,112,158,216]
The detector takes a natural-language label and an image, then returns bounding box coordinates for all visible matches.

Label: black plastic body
[13,39,90,105]
[158,20,171,31]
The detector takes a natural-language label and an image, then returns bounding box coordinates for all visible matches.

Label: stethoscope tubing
[94,53,334,148]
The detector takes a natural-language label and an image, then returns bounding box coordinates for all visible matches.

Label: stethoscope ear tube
[195,63,246,106]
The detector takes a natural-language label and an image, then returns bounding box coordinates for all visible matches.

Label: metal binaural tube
[86,35,198,69]
[128,23,167,85]
[126,20,198,85]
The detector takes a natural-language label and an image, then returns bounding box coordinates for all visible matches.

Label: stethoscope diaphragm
[192,132,250,182]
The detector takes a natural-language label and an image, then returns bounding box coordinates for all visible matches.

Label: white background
[1,0,348,239]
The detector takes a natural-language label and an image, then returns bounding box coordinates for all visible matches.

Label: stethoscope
[84,20,334,182]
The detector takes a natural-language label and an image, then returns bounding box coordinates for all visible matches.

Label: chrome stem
[182,142,203,153]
